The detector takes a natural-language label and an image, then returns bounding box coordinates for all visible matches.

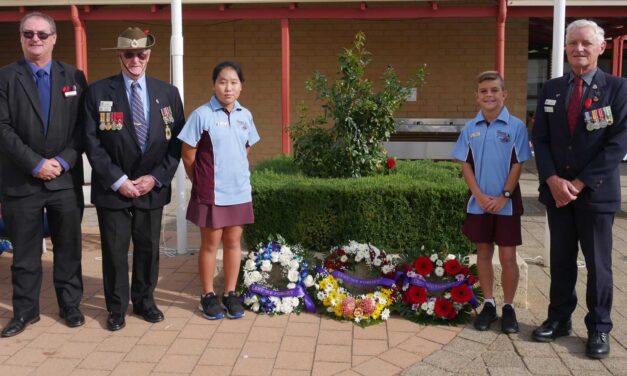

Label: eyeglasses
[122,51,149,60]
[22,30,55,40]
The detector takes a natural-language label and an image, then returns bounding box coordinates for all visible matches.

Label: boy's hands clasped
[476,192,508,214]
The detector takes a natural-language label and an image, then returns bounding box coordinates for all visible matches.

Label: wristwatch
[503,190,512,198]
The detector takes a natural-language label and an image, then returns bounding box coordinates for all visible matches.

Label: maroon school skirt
[186,200,254,229]
[462,213,522,246]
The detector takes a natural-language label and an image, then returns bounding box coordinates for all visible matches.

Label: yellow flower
[333,303,343,317]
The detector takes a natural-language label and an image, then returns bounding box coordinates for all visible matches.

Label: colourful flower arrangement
[239,236,315,315]
[394,249,480,325]
[311,241,399,326]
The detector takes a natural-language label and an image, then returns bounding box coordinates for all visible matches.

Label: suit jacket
[532,69,627,212]
[83,73,184,209]
[0,59,87,197]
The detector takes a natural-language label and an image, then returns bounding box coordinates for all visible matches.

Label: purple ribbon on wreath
[315,267,397,288]
[250,283,316,313]
[398,273,479,308]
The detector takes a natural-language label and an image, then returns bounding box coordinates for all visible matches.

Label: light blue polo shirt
[178,96,260,206]
[451,106,531,215]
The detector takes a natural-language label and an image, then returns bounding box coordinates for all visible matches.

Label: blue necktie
[131,81,148,149]
[36,69,50,134]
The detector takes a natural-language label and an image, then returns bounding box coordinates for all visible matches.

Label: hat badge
[130,39,139,48]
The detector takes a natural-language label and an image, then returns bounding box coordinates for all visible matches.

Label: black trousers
[546,205,614,333]
[96,206,162,313]
[1,187,83,318]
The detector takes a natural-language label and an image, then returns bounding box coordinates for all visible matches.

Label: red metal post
[496,0,506,77]
[281,18,291,155]
[70,5,88,79]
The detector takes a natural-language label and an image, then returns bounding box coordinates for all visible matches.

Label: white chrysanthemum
[324,284,334,293]
[381,308,390,320]
[354,316,362,323]
[355,254,363,262]
[271,252,280,263]
[287,269,299,282]
[290,297,300,307]
[340,255,348,263]
[269,296,281,305]
[243,274,253,287]
[381,265,393,274]
[287,283,296,289]
[251,302,260,312]
[250,271,262,283]
[289,260,299,270]
[430,254,438,262]
[436,260,443,267]
[379,297,387,305]
[373,258,382,267]
[260,260,272,272]
[421,303,429,311]
[446,254,456,260]
[426,308,434,315]
[248,252,256,260]
[317,291,326,300]
[428,301,435,309]
[303,275,314,287]
[435,267,444,277]
[280,301,294,314]
[444,292,451,299]
[244,295,258,305]
[244,259,256,271]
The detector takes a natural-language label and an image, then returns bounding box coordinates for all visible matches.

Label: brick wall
[0,18,529,164]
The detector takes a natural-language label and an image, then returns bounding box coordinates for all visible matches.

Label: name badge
[544,106,554,113]
[469,131,480,138]
[99,101,113,112]
[544,99,556,106]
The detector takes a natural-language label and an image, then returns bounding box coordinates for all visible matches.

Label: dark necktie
[36,69,50,134]
[131,81,148,148]
[567,75,583,135]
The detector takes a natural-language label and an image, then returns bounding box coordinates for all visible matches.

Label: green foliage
[291,32,427,178]
[244,156,471,255]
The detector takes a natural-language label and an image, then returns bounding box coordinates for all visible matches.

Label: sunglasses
[122,51,149,60]
[22,30,55,40]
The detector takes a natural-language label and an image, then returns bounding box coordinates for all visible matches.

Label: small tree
[291,32,427,178]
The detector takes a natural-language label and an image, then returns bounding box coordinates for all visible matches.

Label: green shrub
[244,156,471,255]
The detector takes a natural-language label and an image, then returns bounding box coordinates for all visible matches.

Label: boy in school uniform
[451,71,532,333]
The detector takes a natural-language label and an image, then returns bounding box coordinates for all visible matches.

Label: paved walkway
[0,162,626,375]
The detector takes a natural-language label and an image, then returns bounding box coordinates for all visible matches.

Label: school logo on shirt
[236,120,248,131]
[496,130,510,143]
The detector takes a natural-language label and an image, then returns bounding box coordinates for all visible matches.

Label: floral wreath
[393,249,480,325]
[312,241,399,326]
[239,237,315,315]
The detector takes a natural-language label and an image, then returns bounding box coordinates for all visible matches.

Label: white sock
[484,298,495,307]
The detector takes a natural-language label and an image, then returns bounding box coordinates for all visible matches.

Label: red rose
[324,259,334,270]
[413,256,433,276]
[386,157,396,169]
[434,298,453,318]
[402,286,427,305]
[468,275,478,286]
[451,284,472,303]
[584,98,592,109]
[459,266,470,276]
[447,307,458,320]
[444,259,462,276]
[337,249,345,256]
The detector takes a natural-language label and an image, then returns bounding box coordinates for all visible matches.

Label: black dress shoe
[586,331,610,359]
[473,303,497,331]
[532,319,572,342]
[106,312,126,331]
[133,306,164,323]
[1,315,40,337]
[59,307,85,328]
[501,305,519,334]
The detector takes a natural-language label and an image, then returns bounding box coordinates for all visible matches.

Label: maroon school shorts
[462,213,522,246]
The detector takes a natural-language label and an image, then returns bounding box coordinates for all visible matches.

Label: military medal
[585,112,594,131]
[591,109,600,130]
[598,108,608,128]
[105,112,112,130]
[99,112,106,131]
[161,106,174,140]
[603,106,614,126]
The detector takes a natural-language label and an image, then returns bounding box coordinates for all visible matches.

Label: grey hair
[19,12,56,33]
[566,19,605,44]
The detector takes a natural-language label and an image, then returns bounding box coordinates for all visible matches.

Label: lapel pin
[156,99,160,104]
[592,84,598,90]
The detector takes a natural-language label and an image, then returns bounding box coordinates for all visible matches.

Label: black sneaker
[501,305,519,334]
[199,292,225,320]
[222,291,245,319]
[473,303,497,331]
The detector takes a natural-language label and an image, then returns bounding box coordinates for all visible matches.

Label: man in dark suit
[83,27,184,331]
[532,19,627,359]
[0,12,87,337]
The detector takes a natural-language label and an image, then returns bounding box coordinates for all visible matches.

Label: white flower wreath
[239,238,315,315]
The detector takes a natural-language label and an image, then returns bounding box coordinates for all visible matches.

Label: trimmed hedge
[244,156,471,255]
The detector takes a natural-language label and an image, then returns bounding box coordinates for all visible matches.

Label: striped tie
[131,81,148,148]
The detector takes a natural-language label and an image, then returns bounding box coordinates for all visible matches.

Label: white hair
[566,19,605,44]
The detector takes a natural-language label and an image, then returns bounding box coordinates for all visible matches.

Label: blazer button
[565,165,570,169]
[567,145,572,151]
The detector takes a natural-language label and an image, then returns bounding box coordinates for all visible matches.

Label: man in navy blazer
[83,27,184,331]
[0,12,87,337]
[532,19,627,359]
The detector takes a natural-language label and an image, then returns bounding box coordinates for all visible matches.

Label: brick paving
[0,162,626,375]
